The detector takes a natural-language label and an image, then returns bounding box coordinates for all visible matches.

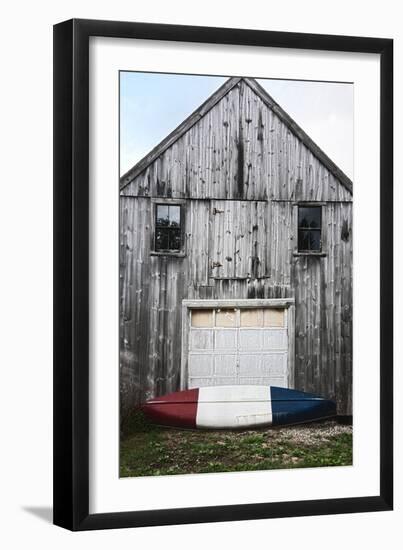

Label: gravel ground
[272,420,352,447]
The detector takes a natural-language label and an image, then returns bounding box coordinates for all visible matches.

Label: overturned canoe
[141,385,337,429]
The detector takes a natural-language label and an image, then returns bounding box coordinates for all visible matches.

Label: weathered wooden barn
[119,77,353,419]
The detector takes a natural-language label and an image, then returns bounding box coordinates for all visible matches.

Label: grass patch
[120,414,352,477]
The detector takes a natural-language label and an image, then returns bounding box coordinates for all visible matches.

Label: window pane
[216,309,237,327]
[155,204,183,252]
[298,229,321,251]
[155,227,169,250]
[263,308,284,327]
[191,309,213,327]
[298,230,309,251]
[156,205,169,226]
[169,228,182,250]
[309,230,321,250]
[298,206,321,229]
[169,205,181,227]
[240,309,263,327]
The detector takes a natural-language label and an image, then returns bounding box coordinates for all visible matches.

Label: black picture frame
[53,18,393,531]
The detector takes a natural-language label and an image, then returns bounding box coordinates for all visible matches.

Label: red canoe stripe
[142,388,199,429]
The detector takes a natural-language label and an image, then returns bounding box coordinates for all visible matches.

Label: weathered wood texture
[209,200,269,279]
[119,78,353,419]
[121,80,351,202]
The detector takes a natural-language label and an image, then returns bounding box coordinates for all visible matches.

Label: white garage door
[187,307,288,389]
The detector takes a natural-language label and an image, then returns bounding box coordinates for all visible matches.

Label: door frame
[181,298,295,390]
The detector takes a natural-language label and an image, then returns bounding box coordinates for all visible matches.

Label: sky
[120,72,353,180]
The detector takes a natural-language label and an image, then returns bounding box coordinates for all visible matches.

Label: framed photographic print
[53,19,393,530]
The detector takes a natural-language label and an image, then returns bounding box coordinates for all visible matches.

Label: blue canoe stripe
[270,386,337,426]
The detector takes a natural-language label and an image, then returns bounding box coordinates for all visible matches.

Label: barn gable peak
[120,76,352,195]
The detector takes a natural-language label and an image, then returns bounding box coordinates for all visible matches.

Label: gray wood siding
[120,79,353,419]
[121,81,351,202]
[120,197,352,417]
[209,200,269,279]
[292,202,352,413]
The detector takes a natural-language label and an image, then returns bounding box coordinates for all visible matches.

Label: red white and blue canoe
[141,385,337,429]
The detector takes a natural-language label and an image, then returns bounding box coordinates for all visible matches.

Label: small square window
[215,309,237,327]
[298,206,322,252]
[240,309,263,327]
[191,309,213,328]
[155,204,183,252]
[263,308,284,327]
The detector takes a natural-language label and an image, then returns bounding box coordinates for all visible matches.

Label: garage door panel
[189,377,215,388]
[213,377,238,386]
[215,329,237,350]
[239,377,287,387]
[214,354,237,375]
[262,329,287,350]
[238,354,287,377]
[239,329,262,351]
[261,353,287,374]
[238,354,261,376]
[189,329,214,350]
[188,354,213,377]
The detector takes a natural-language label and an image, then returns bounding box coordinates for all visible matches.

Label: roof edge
[120,76,242,190]
[120,76,353,195]
[243,77,353,194]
